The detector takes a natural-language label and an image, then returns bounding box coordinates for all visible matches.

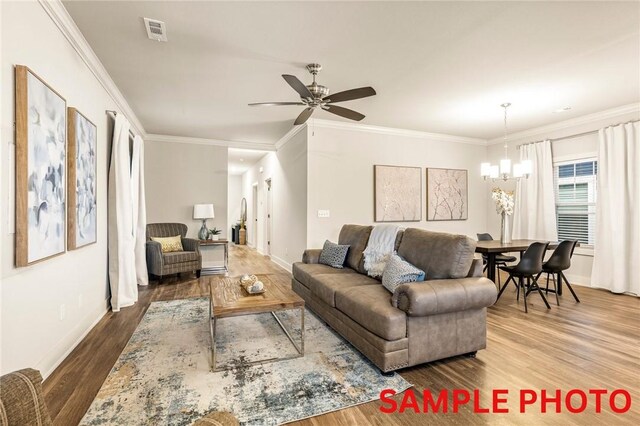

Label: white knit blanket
[363,225,400,278]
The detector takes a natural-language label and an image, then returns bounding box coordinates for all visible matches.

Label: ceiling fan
[249,63,376,125]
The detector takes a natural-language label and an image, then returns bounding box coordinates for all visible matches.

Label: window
[553,159,597,247]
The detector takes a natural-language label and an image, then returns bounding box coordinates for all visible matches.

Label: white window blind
[553,158,597,247]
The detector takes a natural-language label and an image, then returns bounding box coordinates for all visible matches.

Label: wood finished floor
[43,245,640,425]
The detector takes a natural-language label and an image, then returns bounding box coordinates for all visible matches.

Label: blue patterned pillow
[319,240,350,269]
[382,254,425,293]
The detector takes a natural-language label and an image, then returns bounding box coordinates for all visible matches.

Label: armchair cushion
[392,277,497,317]
[151,235,183,253]
[0,368,53,426]
[163,251,200,265]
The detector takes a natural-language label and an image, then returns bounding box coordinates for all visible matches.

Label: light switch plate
[317,210,330,218]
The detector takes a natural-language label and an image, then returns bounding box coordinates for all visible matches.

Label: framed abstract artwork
[374,165,422,222]
[426,168,468,221]
[68,108,97,249]
[15,65,67,266]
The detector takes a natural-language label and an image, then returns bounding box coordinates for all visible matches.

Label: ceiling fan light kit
[249,63,376,126]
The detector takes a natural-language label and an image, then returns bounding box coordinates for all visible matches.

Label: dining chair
[477,233,517,289]
[536,239,580,305]
[496,242,551,313]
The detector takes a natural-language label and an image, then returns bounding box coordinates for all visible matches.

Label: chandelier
[481,103,532,181]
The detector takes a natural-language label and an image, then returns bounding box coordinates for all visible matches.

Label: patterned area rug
[81,298,411,425]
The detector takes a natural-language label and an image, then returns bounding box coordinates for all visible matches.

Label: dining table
[474,239,576,295]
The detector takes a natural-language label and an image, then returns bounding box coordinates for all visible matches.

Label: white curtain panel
[132,135,149,286]
[108,115,146,312]
[512,140,558,241]
[592,122,640,295]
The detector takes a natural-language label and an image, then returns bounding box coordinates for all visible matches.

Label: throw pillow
[382,254,425,293]
[151,235,184,253]
[319,240,350,269]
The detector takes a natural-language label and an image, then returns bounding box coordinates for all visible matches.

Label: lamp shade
[193,204,215,219]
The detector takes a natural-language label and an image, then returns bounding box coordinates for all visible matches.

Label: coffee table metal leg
[209,307,218,372]
[271,309,305,356]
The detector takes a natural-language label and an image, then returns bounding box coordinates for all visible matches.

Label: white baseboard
[40,298,110,379]
[270,255,292,273]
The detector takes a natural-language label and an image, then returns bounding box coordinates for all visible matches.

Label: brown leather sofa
[292,224,497,372]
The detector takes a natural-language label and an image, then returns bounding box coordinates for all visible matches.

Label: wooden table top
[475,239,576,253]
[199,239,229,245]
[209,274,304,318]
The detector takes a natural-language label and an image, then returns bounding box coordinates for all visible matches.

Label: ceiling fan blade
[248,102,305,106]
[324,86,376,103]
[294,107,314,125]
[323,105,365,121]
[282,74,313,99]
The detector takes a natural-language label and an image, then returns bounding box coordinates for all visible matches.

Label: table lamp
[193,204,215,240]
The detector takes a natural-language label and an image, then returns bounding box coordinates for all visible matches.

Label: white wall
[306,123,488,249]
[227,174,243,232]
[485,108,640,285]
[1,0,117,376]
[241,128,308,269]
[145,141,228,240]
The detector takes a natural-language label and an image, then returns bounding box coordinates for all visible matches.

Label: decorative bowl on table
[240,275,265,294]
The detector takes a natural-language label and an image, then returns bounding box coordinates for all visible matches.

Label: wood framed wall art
[374,165,422,222]
[426,168,468,221]
[15,65,67,266]
[67,108,97,249]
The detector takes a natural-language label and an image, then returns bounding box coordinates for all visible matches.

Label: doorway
[252,183,258,247]
[265,178,272,256]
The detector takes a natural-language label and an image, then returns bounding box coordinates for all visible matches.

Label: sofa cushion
[336,285,406,341]
[309,273,380,307]
[292,262,356,287]
[338,224,373,274]
[382,254,425,293]
[319,240,350,268]
[163,251,199,265]
[151,235,184,253]
[397,228,476,280]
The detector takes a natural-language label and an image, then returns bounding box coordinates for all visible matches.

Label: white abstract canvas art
[374,165,421,222]
[69,109,97,248]
[24,70,67,262]
[426,168,468,221]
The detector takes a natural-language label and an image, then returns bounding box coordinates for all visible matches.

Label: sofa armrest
[302,249,322,264]
[392,277,497,317]
[467,255,484,278]
[146,241,164,275]
[181,237,201,254]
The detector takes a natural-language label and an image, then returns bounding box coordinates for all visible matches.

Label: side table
[199,239,229,275]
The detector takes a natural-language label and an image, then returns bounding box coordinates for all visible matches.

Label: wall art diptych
[68,108,97,249]
[374,165,422,222]
[426,168,468,221]
[15,66,67,266]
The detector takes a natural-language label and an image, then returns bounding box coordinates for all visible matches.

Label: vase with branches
[491,188,514,243]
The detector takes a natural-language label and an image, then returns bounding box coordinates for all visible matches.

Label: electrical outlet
[317,210,330,218]
[59,304,66,321]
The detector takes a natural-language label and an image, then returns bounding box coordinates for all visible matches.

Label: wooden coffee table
[208,274,305,372]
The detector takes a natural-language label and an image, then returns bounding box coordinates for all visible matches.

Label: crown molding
[38,0,146,137]
[275,123,307,150]
[145,133,277,151]
[309,118,487,146]
[487,103,640,145]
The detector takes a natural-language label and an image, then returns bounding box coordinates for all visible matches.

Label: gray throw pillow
[319,240,350,269]
[382,254,426,293]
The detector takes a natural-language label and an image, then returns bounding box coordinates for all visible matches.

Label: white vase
[500,212,511,244]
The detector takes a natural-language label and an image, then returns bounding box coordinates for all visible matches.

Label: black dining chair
[496,242,551,313]
[477,233,517,289]
[536,240,580,306]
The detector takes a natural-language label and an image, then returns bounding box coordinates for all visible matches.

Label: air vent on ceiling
[143,18,167,42]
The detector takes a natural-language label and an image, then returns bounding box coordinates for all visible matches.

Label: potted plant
[208,227,222,241]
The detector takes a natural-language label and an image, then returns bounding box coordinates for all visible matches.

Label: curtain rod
[517,119,640,149]
[106,110,136,139]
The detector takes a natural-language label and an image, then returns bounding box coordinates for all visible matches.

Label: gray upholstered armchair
[146,223,202,279]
